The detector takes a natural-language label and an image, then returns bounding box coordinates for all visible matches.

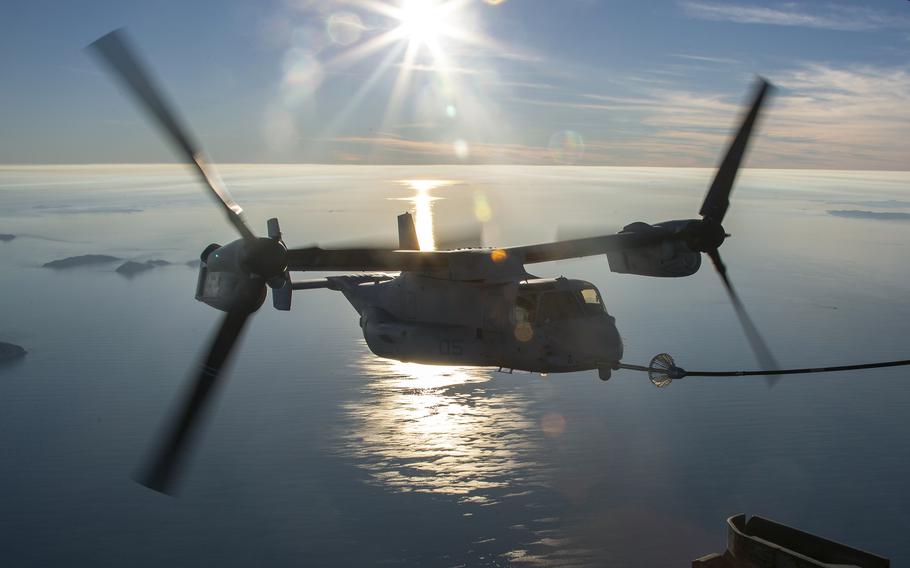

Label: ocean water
[1,164,909,566]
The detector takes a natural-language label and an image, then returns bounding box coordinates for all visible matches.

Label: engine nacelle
[606,221,701,278]
[195,239,266,313]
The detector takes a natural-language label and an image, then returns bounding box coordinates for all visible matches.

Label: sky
[1,0,909,169]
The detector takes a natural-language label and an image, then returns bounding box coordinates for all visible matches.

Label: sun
[331,0,476,68]
[313,0,503,159]
[396,0,447,47]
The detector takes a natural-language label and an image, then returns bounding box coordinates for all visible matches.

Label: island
[43,254,121,269]
[828,209,910,221]
[115,259,172,277]
[0,234,14,242]
[0,342,27,363]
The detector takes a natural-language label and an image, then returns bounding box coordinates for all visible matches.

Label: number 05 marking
[439,339,464,356]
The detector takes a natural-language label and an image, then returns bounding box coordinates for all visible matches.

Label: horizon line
[0,163,908,173]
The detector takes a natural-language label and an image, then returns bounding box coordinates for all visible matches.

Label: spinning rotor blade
[692,79,778,382]
[433,222,484,250]
[706,250,779,378]
[265,218,292,310]
[88,30,255,242]
[699,78,772,223]
[320,222,483,251]
[137,310,251,494]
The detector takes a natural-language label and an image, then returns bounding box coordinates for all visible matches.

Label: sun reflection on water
[390,179,457,250]
[340,351,540,505]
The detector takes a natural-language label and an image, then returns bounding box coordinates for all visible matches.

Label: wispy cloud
[323,135,553,163]
[503,62,910,170]
[394,62,484,76]
[392,121,439,131]
[490,80,556,91]
[760,63,910,168]
[323,132,729,167]
[669,53,742,65]
[679,1,901,31]
[625,63,910,169]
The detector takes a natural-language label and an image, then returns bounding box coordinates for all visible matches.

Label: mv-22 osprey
[90,30,774,493]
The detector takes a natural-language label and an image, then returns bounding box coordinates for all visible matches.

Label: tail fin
[397,212,419,250]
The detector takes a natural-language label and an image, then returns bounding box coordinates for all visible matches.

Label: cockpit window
[538,291,583,322]
[578,287,606,314]
[580,288,600,304]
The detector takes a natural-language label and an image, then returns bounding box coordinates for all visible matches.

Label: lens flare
[547,130,586,165]
[327,12,365,46]
[453,138,470,159]
[540,412,566,438]
[514,323,533,342]
[282,48,324,103]
[473,190,493,222]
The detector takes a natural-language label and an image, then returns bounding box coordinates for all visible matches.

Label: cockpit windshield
[577,287,606,315]
[538,291,583,322]
[513,284,607,325]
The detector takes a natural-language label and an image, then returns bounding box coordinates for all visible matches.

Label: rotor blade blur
[706,249,779,382]
[287,246,449,272]
[322,222,483,251]
[433,222,483,250]
[88,30,255,242]
[699,78,773,223]
[137,310,251,494]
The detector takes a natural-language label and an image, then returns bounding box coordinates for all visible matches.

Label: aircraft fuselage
[333,272,623,373]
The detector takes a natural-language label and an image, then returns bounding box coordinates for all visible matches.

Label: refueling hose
[616,353,910,387]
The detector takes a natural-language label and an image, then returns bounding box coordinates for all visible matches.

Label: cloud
[31,205,144,215]
[394,62,484,76]
[634,64,910,169]
[760,64,910,169]
[490,80,556,91]
[669,53,742,65]
[679,1,901,31]
[324,135,555,163]
[392,121,439,131]
[321,59,910,170]
[523,62,910,170]
[323,134,722,167]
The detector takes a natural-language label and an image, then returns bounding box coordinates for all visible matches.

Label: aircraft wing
[286,229,676,273]
[504,229,672,265]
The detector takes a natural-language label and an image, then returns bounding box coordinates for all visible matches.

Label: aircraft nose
[603,317,623,362]
[546,316,623,368]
